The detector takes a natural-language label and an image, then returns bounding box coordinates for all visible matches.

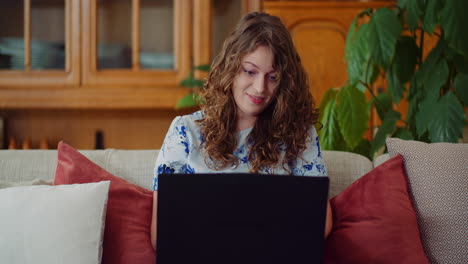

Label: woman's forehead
[241,45,275,72]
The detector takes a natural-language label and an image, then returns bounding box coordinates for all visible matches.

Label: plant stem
[419,27,424,65]
[359,80,386,112]
[361,59,387,113]
[432,31,442,38]
[360,80,377,98]
[364,57,372,85]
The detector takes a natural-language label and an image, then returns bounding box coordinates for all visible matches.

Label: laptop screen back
[156,173,329,264]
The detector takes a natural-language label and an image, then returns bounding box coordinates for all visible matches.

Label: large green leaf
[367,8,402,69]
[387,65,406,104]
[454,73,468,106]
[406,72,427,135]
[366,96,374,115]
[415,96,435,137]
[417,39,446,81]
[405,0,424,31]
[394,36,418,84]
[407,72,421,101]
[346,23,370,84]
[346,20,380,91]
[427,92,466,142]
[423,0,441,34]
[319,98,341,150]
[397,0,408,9]
[319,88,339,112]
[345,18,358,61]
[351,139,371,159]
[347,52,364,85]
[370,110,400,158]
[387,36,419,103]
[318,88,341,150]
[394,127,414,140]
[373,92,393,121]
[337,84,369,149]
[349,22,381,90]
[424,58,449,101]
[407,95,418,126]
[365,64,381,88]
[175,93,199,109]
[453,53,468,74]
[416,40,448,101]
[440,0,468,56]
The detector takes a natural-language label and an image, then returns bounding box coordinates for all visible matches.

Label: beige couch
[2,145,466,264]
[0,149,390,198]
[0,148,390,264]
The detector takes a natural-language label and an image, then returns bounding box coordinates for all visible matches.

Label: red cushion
[54,141,155,264]
[323,155,428,263]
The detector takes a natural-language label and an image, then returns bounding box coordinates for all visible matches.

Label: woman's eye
[268,75,277,82]
[244,69,255,76]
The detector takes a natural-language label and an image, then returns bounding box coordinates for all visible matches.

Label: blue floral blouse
[152,111,327,191]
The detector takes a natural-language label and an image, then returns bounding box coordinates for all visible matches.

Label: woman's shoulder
[307,124,319,139]
[176,110,203,128]
[168,111,204,138]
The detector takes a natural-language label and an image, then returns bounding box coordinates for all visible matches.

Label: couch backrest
[0,149,382,198]
[0,149,158,190]
[323,151,374,197]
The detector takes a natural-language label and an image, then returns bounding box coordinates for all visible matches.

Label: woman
[151,12,332,250]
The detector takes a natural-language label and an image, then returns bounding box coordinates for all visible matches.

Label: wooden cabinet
[81,0,190,88]
[0,0,209,109]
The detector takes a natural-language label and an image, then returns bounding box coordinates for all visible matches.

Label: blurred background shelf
[5,0,455,150]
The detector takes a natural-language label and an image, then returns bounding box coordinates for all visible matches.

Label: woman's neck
[236,116,256,132]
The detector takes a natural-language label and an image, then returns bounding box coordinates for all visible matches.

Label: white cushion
[0,181,110,264]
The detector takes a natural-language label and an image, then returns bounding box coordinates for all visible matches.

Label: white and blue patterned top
[152,111,327,191]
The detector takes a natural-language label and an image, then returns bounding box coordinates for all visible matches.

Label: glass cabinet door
[82,0,190,87]
[95,0,174,70]
[97,0,132,69]
[0,1,25,70]
[0,0,80,87]
[139,0,174,70]
[31,0,66,70]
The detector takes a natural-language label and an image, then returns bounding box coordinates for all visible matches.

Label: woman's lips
[247,94,265,104]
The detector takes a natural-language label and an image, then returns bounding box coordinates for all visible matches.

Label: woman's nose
[253,76,267,93]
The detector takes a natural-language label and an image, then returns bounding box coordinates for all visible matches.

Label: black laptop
[156,173,329,264]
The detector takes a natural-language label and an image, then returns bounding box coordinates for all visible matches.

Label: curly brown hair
[197,12,319,173]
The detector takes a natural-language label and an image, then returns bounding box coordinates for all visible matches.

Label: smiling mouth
[248,94,265,104]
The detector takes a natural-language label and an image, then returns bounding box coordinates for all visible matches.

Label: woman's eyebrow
[243,61,275,73]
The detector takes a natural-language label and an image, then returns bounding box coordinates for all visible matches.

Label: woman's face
[232,45,278,128]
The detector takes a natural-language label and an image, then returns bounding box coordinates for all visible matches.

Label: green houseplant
[318,0,468,159]
[176,64,210,109]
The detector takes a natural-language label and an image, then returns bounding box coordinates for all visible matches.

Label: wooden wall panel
[1,109,195,150]
[290,20,347,103]
[264,1,392,105]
